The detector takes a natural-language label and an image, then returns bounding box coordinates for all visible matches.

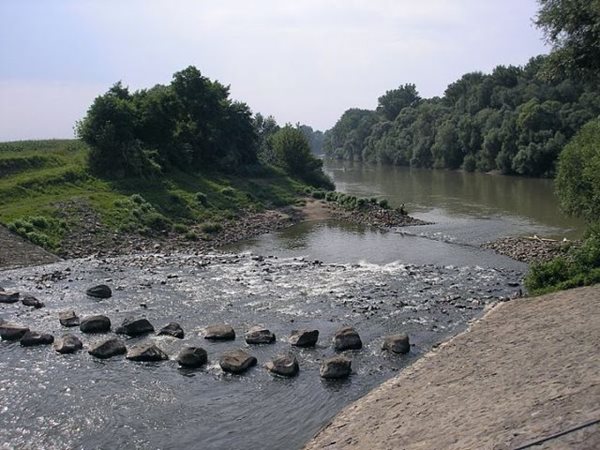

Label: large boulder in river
[266,354,299,377]
[289,329,319,347]
[21,295,44,309]
[86,284,112,299]
[59,310,80,327]
[20,331,54,347]
[126,342,168,362]
[382,334,410,354]
[245,326,275,344]
[88,338,126,359]
[158,322,184,339]
[333,326,363,351]
[53,334,83,354]
[204,324,235,341]
[0,292,19,304]
[80,315,111,333]
[320,356,352,379]
[176,347,208,368]
[116,317,154,337]
[0,323,30,341]
[219,349,257,374]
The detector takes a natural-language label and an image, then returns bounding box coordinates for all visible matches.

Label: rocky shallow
[0,252,524,449]
[482,236,575,264]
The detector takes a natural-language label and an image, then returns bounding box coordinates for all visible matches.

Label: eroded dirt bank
[305,285,600,450]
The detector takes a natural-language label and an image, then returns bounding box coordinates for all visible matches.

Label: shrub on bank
[525,226,600,295]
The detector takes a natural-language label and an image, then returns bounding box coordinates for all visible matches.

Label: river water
[0,162,580,450]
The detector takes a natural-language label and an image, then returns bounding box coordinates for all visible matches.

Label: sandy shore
[304,285,600,450]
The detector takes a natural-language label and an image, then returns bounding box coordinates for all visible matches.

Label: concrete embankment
[0,225,60,270]
[305,285,600,450]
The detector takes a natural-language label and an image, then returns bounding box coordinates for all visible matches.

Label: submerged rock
[20,331,54,347]
[245,326,276,344]
[333,326,363,351]
[53,334,83,354]
[320,356,352,379]
[126,342,168,362]
[0,292,19,304]
[176,346,208,368]
[0,323,29,341]
[266,354,299,377]
[86,285,112,299]
[382,334,410,354]
[220,349,257,374]
[21,295,44,309]
[80,315,111,333]
[289,329,319,347]
[59,310,80,327]
[158,322,184,339]
[88,338,126,359]
[204,324,235,341]
[116,317,155,337]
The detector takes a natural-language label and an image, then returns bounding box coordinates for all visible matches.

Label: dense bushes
[526,226,600,294]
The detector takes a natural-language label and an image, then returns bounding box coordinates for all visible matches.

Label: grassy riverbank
[0,139,308,254]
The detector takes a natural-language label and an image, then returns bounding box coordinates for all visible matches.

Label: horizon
[0,0,548,141]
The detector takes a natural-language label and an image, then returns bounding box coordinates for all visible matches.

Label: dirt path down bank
[305,285,600,450]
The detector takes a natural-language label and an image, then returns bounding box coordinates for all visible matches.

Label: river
[0,162,580,449]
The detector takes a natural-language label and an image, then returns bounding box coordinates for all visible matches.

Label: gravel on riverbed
[481,236,576,264]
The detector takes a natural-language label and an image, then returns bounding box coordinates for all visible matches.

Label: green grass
[0,139,307,252]
[525,226,600,295]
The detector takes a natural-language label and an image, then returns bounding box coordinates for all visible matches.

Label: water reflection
[325,161,584,238]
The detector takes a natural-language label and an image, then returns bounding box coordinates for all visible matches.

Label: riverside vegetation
[0,67,335,256]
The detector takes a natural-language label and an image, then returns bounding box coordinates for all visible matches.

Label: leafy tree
[555,118,600,223]
[536,0,600,80]
[77,66,259,177]
[271,126,333,189]
[376,84,421,120]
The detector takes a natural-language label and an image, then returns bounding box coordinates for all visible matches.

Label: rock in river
[116,317,155,337]
[21,295,44,309]
[54,334,83,354]
[333,326,363,351]
[0,323,30,341]
[245,326,276,344]
[382,334,410,354]
[204,324,235,341]
[320,356,352,379]
[176,347,208,368]
[88,338,126,359]
[86,284,112,299]
[126,342,169,362]
[289,329,319,347]
[20,331,54,347]
[80,315,111,333]
[266,354,299,377]
[0,292,19,304]
[220,349,257,374]
[158,322,184,339]
[59,310,80,327]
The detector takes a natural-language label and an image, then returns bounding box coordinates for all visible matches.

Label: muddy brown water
[0,161,581,449]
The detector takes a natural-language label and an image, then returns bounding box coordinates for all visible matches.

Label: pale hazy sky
[0,0,548,141]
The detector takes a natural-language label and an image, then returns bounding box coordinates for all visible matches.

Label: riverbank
[481,235,575,264]
[304,284,600,450]
[0,198,426,270]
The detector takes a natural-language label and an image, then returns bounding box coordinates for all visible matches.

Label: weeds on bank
[525,226,600,295]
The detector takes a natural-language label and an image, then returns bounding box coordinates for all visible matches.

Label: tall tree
[536,0,600,80]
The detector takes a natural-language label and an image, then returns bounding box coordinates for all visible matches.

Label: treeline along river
[0,162,581,449]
